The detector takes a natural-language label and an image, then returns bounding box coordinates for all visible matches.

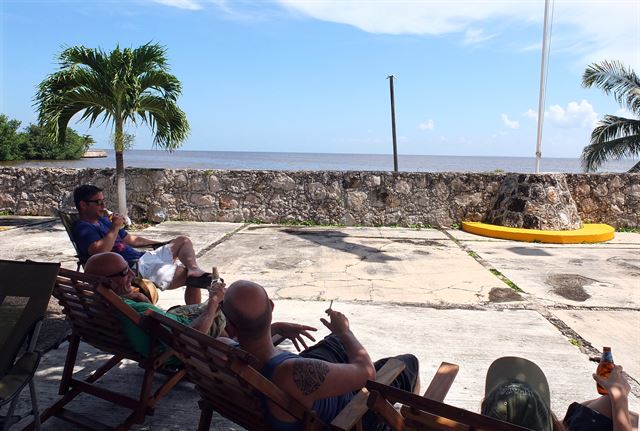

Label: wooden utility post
[387,75,398,172]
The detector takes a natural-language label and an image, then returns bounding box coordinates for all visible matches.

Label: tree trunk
[115,150,127,217]
[114,119,128,217]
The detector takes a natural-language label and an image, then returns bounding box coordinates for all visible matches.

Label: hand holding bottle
[593,365,630,398]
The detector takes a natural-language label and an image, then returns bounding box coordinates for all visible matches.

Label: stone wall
[0,167,638,228]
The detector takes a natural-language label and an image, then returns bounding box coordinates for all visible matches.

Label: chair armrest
[137,240,170,251]
[330,358,406,430]
[422,362,459,401]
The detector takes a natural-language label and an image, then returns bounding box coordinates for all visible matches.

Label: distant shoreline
[82,150,107,158]
[0,149,636,173]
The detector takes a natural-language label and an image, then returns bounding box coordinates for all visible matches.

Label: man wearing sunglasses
[73,184,213,305]
[84,252,227,359]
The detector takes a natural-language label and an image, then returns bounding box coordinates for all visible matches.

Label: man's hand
[320,309,350,336]
[208,281,226,306]
[271,322,317,351]
[109,213,126,230]
[593,365,631,397]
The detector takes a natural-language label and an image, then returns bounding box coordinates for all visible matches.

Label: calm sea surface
[1,149,636,173]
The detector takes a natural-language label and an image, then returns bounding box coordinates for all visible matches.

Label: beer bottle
[596,347,614,395]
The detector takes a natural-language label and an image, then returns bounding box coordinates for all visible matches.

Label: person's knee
[170,235,192,252]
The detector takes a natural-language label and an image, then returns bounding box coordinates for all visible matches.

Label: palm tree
[35,43,189,215]
[581,60,640,172]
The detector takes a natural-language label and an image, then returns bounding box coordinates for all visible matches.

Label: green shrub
[0,114,94,161]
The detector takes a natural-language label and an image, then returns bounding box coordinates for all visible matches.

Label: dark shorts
[563,402,613,431]
[300,334,419,431]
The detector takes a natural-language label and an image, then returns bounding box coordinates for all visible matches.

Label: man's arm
[188,282,225,333]
[75,216,125,256]
[123,232,165,248]
[274,309,375,404]
[594,366,633,431]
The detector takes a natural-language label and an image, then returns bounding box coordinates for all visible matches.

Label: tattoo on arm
[292,359,329,395]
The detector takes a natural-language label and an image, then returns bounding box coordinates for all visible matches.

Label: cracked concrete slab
[454,233,640,308]
[197,224,504,306]
[551,309,640,379]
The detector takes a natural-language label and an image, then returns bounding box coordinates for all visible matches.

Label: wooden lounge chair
[144,309,408,431]
[366,364,531,431]
[33,268,185,430]
[0,259,60,431]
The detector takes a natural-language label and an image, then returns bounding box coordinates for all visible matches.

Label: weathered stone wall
[0,167,638,227]
[484,173,582,230]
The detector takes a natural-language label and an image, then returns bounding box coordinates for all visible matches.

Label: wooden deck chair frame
[0,259,60,431]
[32,268,185,431]
[144,310,408,431]
[366,367,532,431]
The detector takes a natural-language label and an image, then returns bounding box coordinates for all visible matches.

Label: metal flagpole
[535,0,551,173]
[387,75,398,172]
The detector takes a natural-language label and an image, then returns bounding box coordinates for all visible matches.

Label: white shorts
[137,244,177,291]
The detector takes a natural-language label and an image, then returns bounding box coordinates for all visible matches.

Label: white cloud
[153,0,202,10]
[546,99,598,128]
[524,109,538,120]
[418,119,434,130]
[462,28,496,45]
[276,1,640,69]
[501,114,520,129]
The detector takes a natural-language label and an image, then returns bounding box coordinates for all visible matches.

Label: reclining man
[85,252,319,362]
[84,252,227,358]
[73,184,211,304]
[220,279,420,430]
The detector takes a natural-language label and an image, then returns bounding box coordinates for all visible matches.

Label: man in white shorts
[72,184,213,305]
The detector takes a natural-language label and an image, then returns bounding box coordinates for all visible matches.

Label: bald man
[221,280,420,430]
[84,252,227,359]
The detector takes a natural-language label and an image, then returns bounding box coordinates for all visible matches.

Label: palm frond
[581,115,640,171]
[138,71,182,100]
[131,43,168,74]
[582,60,640,115]
[136,95,189,150]
[36,42,188,153]
[629,160,640,172]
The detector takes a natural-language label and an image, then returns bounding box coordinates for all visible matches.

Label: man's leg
[299,334,350,364]
[168,265,201,305]
[168,236,207,277]
[373,354,420,394]
[362,354,420,431]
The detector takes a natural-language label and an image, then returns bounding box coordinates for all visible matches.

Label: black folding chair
[0,259,60,431]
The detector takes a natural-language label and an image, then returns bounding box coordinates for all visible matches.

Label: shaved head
[223,280,273,339]
[85,252,134,296]
[85,252,126,276]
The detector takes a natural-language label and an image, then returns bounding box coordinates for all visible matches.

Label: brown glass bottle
[596,347,614,395]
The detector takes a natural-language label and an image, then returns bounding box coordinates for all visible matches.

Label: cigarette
[329,299,333,310]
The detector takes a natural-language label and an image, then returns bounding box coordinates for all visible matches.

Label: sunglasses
[106,266,130,278]
[84,199,105,206]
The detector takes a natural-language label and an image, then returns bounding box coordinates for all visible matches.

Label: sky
[1,0,639,158]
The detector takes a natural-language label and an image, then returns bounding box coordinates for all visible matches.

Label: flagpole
[535,0,551,173]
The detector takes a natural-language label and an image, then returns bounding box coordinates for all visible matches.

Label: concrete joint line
[195,223,250,259]
[438,228,640,395]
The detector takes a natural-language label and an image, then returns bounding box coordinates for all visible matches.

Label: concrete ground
[1,216,638,430]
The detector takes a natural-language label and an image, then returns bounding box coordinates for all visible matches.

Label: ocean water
[0,149,636,173]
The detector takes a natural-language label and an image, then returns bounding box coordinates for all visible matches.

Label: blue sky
[1,0,639,158]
